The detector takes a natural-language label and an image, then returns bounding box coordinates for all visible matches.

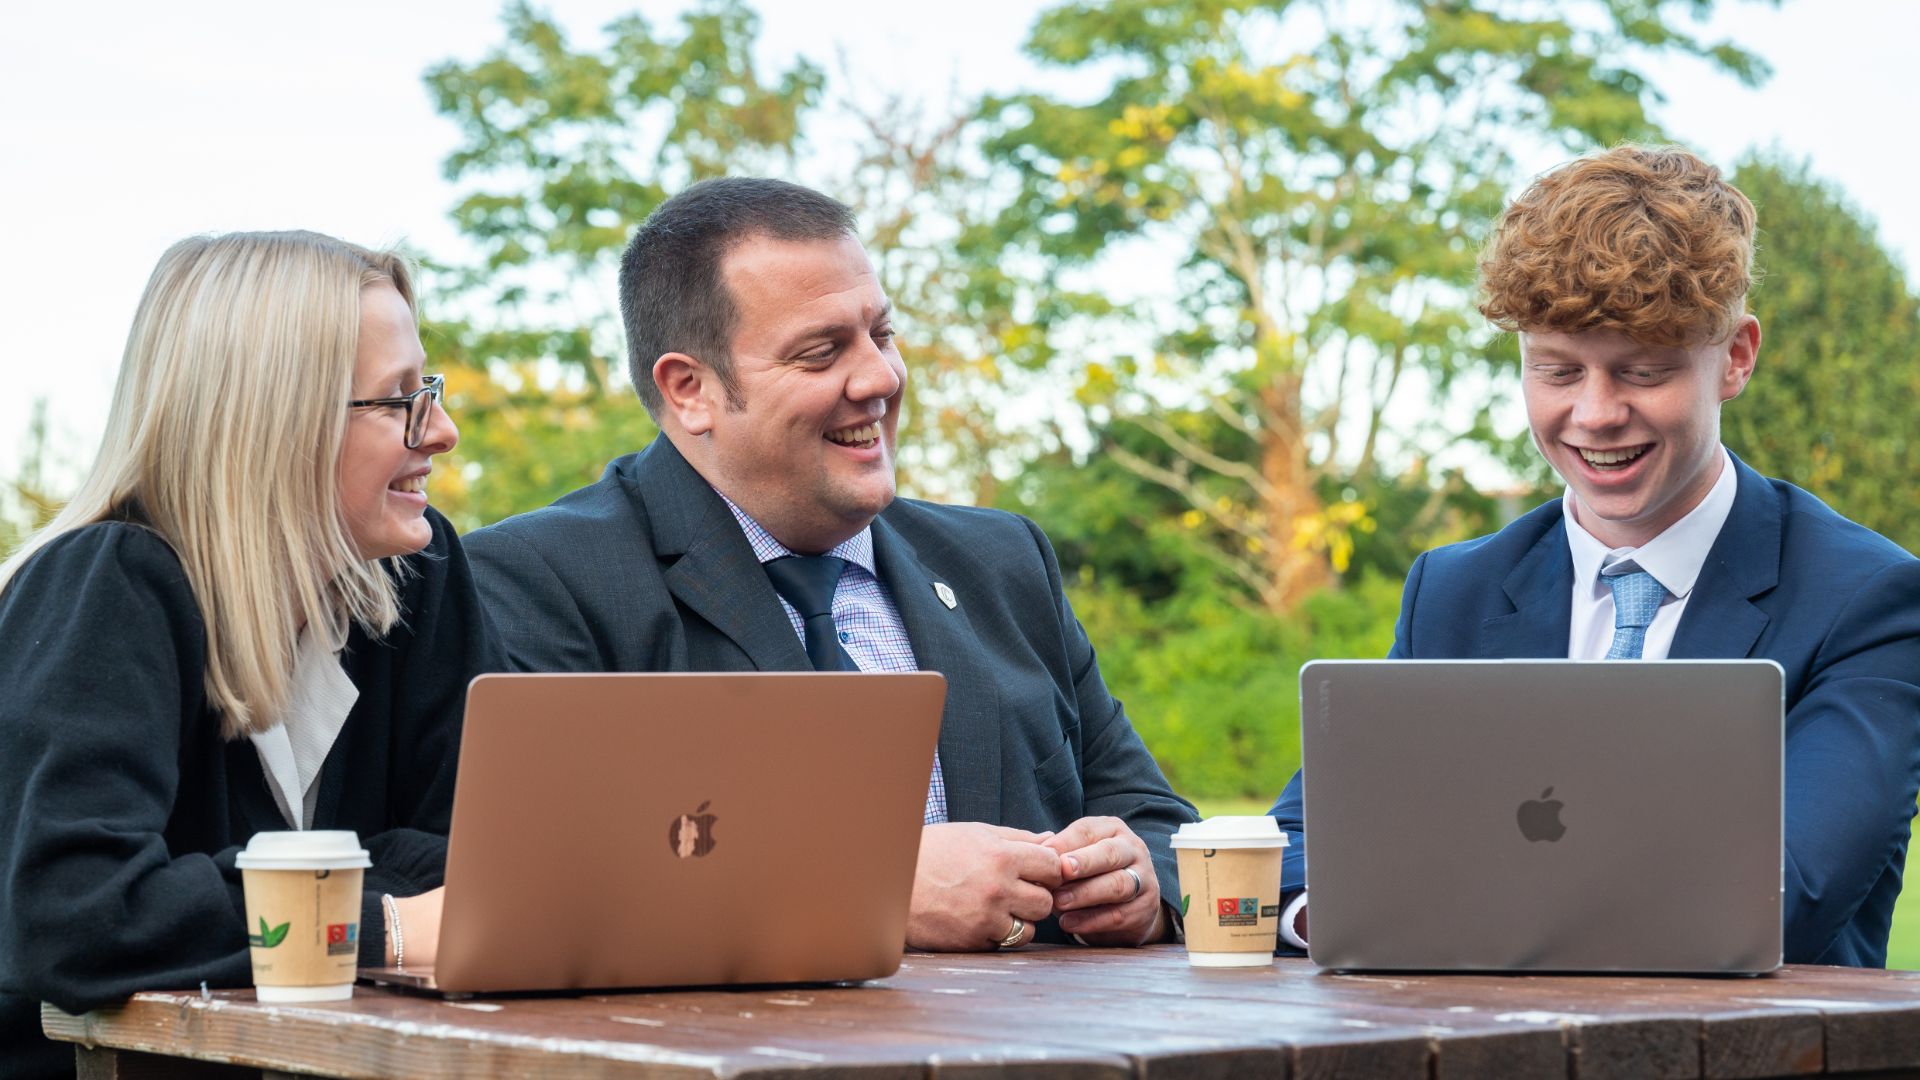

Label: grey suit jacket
[465,436,1196,940]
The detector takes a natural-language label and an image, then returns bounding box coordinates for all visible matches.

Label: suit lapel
[634,436,811,671]
[871,516,1003,824]
[1668,456,1777,659]
[1480,516,1576,658]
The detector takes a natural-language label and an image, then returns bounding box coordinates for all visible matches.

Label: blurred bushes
[1072,570,1402,799]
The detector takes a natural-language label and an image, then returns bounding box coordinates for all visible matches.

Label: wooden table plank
[44,946,1920,1079]
[587,978,1434,1080]
[1007,951,1917,1080]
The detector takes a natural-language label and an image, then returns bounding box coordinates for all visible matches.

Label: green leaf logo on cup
[249,918,292,949]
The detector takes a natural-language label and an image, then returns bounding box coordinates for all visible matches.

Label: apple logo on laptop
[669,801,718,858]
[1516,787,1566,843]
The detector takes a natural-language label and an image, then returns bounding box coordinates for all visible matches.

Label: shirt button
[838,631,851,644]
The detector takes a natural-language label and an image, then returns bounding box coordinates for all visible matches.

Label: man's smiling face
[692,232,905,553]
[1521,320,1757,548]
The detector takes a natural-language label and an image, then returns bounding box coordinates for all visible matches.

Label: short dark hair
[618,178,858,416]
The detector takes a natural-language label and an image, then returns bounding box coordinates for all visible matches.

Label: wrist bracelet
[381,893,405,972]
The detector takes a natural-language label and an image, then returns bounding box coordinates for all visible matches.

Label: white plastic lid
[1169,815,1290,850]
[234,830,371,870]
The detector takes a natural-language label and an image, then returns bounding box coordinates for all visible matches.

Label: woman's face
[338,283,457,559]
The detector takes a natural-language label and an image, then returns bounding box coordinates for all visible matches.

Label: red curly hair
[1478,145,1755,347]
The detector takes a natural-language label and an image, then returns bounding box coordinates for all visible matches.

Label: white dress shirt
[1564,447,1738,660]
[1281,446,1741,949]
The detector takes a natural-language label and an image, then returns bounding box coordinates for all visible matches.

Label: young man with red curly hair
[1269,145,1920,967]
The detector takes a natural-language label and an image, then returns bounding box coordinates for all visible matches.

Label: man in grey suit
[466,177,1196,952]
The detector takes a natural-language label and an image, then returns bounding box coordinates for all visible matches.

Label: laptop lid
[382,671,945,994]
[1300,660,1782,974]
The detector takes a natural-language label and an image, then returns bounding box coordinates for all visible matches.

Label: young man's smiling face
[1521,318,1758,549]
[667,232,905,554]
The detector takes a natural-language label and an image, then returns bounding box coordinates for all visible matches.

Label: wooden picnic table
[43,945,1920,1079]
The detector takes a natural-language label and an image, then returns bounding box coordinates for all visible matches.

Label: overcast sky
[3,0,1916,485]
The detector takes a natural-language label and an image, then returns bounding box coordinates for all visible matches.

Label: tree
[1724,156,1920,552]
[982,0,1770,610]
[837,97,1067,505]
[420,0,822,527]
[420,2,1045,518]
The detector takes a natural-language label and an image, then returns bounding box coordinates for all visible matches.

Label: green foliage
[0,401,64,558]
[1724,156,1920,552]
[1894,827,1920,971]
[422,334,659,533]
[421,1,821,525]
[1000,405,1510,797]
[980,0,1767,609]
[1070,571,1402,798]
[1002,403,1523,605]
[427,0,821,290]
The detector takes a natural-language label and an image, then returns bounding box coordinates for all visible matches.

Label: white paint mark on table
[1736,998,1884,1010]
[750,1046,829,1062]
[607,1016,667,1027]
[1493,1011,1599,1025]
[1336,976,1412,990]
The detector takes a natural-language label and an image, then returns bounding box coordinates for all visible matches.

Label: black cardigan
[0,508,505,1078]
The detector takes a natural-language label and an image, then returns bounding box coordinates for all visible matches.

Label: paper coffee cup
[234,831,372,1002]
[1171,816,1290,967]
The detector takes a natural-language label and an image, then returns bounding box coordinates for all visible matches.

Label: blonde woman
[0,231,504,1078]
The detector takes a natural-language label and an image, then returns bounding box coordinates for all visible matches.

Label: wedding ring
[997,916,1026,949]
[1123,866,1144,902]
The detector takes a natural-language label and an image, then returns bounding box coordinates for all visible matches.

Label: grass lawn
[1189,797,1920,971]
[1887,886,1920,970]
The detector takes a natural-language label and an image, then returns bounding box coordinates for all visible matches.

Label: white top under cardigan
[248,630,359,830]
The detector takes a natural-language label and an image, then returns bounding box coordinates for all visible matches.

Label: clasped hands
[906,818,1166,951]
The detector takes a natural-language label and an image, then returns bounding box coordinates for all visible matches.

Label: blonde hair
[0,231,417,738]
[1478,144,1756,347]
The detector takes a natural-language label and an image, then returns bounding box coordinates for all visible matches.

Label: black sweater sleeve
[0,524,251,1013]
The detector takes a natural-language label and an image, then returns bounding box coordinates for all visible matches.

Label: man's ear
[654,352,715,435]
[1720,315,1760,402]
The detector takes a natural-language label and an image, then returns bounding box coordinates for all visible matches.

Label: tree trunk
[1259,375,1329,612]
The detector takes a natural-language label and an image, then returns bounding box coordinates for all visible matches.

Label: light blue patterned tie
[1603,569,1666,660]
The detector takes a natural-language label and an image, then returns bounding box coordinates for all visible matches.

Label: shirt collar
[1564,446,1737,601]
[713,488,877,576]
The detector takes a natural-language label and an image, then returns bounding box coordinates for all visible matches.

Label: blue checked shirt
[718,494,948,824]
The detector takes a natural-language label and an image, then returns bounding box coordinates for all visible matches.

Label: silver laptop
[1300,660,1782,974]
[363,671,946,994]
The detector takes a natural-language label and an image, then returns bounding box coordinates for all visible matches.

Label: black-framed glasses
[348,374,444,449]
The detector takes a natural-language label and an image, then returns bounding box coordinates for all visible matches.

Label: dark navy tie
[763,555,860,672]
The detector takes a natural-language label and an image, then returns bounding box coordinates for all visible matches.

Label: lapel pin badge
[933,582,957,610]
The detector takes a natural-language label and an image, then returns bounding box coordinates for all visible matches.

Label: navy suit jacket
[1271,456,1920,966]
[465,436,1196,940]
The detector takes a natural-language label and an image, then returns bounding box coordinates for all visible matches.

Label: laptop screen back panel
[1302,660,1782,974]
[434,672,946,992]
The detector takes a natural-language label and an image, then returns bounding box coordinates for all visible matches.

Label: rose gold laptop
[361,671,945,995]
